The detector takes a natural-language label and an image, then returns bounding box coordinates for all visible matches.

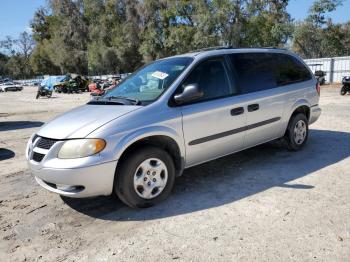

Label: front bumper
[26,135,118,198]
[28,160,117,198]
[309,105,321,125]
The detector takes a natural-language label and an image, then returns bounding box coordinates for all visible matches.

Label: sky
[0,0,349,40]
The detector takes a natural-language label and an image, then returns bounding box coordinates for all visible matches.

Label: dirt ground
[0,86,349,261]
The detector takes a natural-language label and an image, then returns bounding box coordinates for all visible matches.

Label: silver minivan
[26,47,321,208]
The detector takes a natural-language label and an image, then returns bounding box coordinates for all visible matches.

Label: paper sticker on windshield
[152,71,169,80]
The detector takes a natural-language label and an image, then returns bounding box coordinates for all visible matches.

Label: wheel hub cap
[293,120,307,145]
[133,158,168,199]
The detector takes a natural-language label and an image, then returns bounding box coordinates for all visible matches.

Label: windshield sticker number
[151,71,169,80]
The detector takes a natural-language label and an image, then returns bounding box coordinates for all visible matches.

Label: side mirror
[174,84,203,105]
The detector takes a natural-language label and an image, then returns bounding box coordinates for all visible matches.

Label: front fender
[113,125,185,161]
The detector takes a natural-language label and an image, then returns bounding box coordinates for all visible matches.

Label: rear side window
[273,54,312,86]
[229,53,277,94]
[230,53,312,94]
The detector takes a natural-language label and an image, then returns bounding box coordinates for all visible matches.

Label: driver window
[182,58,233,102]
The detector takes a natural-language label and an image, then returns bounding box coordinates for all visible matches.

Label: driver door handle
[231,107,244,116]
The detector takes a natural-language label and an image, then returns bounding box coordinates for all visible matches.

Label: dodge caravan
[26,47,321,208]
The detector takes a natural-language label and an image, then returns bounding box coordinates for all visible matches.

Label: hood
[37,104,141,139]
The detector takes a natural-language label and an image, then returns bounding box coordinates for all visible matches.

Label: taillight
[316,82,320,96]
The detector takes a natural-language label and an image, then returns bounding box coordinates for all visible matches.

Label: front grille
[36,137,57,150]
[32,134,38,142]
[32,152,45,162]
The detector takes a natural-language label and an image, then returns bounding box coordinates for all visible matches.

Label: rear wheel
[284,113,309,151]
[114,146,175,208]
[340,85,347,96]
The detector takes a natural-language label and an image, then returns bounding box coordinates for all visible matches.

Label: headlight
[58,139,106,159]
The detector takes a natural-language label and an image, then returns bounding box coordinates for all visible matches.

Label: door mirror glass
[174,84,203,105]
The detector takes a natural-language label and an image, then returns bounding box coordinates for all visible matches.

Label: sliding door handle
[231,107,244,116]
[248,104,259,112]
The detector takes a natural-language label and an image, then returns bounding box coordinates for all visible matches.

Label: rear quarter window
[272,54,312,86]
[230,52,312,94]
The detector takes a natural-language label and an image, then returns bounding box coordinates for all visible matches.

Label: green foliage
[0,52,9,77]
[292,0,348,58]
[307,0,343,26]
[0,32,34,78]
[1,0,350,78]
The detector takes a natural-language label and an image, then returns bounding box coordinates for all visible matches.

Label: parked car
[0,77,13,84]
[26,47,321,208]
[0,82,23,92]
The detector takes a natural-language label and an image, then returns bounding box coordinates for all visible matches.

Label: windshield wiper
[87,98,124,105]
[106,96,141,105]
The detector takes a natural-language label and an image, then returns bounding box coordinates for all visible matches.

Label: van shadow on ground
[63,129,350,221]
[0,148,15,161]
[0,121,44,132]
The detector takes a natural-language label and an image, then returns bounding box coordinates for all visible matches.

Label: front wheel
[36,92,40,99]
[114,146,175,208]
[284,113,309,151]
[340,85,347,96]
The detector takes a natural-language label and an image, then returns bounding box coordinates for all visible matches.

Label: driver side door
[179,57,247,167]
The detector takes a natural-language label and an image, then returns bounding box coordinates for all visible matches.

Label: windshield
[102,57,193,103]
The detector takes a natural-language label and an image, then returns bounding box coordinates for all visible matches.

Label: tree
[0,36,16,55]
[292,0,347,58]
[0,32,34,79]
[2,0,350,78]
[307,0,343,26]
[39,0,89,74]
[0,52,9,77]
[241,0,293,47]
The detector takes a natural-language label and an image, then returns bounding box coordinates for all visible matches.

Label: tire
[36,92,40,99]
[340,86,347,96]
[284,113,309,151]
[46,92,52,98]
[114,146,176,208]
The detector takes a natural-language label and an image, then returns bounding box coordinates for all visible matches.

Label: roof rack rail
[189,46,234,53]
[188,46,289,53]
[262,46,288,50]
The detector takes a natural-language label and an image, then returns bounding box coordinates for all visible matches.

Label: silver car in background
[26,47,321,208]
[0,82,23,92]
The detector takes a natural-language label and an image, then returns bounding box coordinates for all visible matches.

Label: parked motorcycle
[340,76,350,95]
[315,70,326,85]
[36,86,53,99]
